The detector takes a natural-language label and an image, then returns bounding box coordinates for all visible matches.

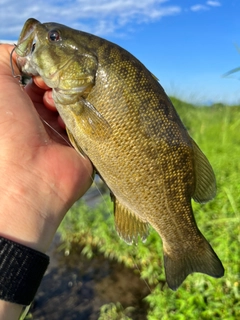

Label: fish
[14,18,224,290]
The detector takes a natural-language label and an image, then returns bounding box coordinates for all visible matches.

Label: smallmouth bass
[14,18,224,290]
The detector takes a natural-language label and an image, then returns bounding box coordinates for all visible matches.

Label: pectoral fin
[113,197,149,244]
[66,127,86,158]
[77,98,112,140]
[191,138,216,203]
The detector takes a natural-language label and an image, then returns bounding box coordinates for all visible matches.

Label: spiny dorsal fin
[113,198,149,245]
[191,138,216,203]
[151,73,159,81]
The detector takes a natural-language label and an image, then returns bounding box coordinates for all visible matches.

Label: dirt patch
[30,236,150,319]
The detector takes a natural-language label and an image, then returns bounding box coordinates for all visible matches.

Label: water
[30,235,150,319]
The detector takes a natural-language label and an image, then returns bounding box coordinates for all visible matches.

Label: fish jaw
[15,18,40,57]
[15,18,41,77]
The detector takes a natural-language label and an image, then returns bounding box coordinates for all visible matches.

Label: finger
[43,90,57,112]
[1,44,18,77]
[43,91,66,129]
[33,76,50,90]
[24,79,46,104]
[58,115,66,129]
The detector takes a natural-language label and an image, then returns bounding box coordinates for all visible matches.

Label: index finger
[33,76,50,90]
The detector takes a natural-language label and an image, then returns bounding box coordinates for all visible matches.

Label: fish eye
[48,30,61,42]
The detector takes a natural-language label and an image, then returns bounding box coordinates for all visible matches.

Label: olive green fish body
[15,19,224,289]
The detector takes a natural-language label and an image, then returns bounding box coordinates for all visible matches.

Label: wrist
[0,301,23,320]
[0,236,49,306]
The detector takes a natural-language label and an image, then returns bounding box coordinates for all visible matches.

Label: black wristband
[0,236,49,305]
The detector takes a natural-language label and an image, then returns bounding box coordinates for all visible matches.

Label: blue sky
[1,0,240,105]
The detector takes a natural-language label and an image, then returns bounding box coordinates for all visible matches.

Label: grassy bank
[59,98,240,319]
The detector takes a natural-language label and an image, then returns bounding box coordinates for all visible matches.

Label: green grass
[59,98,240,319]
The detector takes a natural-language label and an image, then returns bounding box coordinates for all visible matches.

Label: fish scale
[15,18,224,290]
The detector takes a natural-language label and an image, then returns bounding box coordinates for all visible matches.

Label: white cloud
[190,4,209,12]
[190,1,221,12]
[206,1,221,7]
[0,0,181,39]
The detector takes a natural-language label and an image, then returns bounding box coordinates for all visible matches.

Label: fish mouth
[15,18,40,75]
[16,54,39,77]
[15,37,75,88]
[15,37,42,78]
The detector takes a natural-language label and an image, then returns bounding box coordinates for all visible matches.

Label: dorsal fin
[113,197,149,244]
[191,138,216,203]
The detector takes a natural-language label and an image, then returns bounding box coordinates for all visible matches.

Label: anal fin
[113,198,149,245]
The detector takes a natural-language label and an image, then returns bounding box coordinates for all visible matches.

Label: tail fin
[163,236,224,290]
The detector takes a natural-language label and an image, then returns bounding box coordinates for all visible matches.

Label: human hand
[0,44,93,253]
